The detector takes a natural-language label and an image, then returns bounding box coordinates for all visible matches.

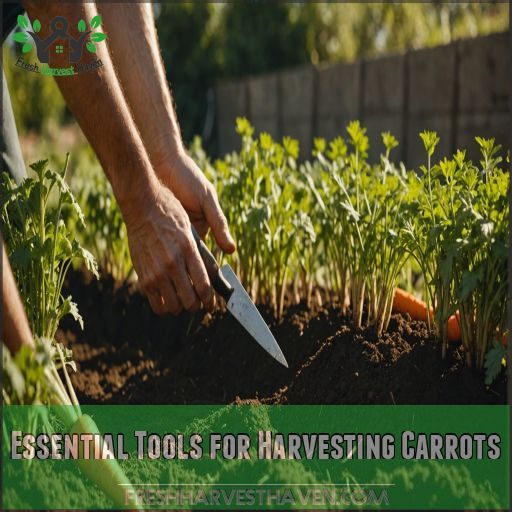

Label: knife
[191,228,288,368]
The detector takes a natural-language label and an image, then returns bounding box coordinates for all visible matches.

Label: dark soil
[58,270,507,405]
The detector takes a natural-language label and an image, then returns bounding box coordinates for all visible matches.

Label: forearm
[23,1,160,215]
[2,242,34,353]
[99,2,184,167]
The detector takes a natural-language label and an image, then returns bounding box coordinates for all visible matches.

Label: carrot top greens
[2,121,506,388]
[2,156,98,341]
[195,119,508,381]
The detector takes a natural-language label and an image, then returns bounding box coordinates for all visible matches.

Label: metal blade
[220,264,288,368]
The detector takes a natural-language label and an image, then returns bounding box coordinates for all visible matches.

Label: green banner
[2,405,509,510]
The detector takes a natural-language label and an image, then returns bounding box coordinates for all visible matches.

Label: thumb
[203,187,236,254]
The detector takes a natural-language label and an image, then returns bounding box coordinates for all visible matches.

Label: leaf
[79,246,99,278]
[86,41,97,53]
[29,159,49,175]
[2,348,26,399]
[68,300,84,331]
[17,14,29,29]
[419,130,440,157]
[458,270,479,303]
[59,296,84,330]
[90,14,102,29]
[484,341,506,386]
[91,32,106,42]
[13,31,28,43]
[22,43,32,54]
[235,117,254,138]
[77,19,86,32]
[9,245,32,269]
[381,131,399,153]
[32,19,41,32]
[439,253,453,286]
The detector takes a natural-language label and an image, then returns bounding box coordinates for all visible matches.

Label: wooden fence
[216,32,510,166]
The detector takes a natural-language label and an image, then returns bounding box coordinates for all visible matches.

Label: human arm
[2,241,34,353]
[99,2,236,251]
[22,0,214,314]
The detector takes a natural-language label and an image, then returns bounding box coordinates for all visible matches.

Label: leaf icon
[91,32,106,43]
[90,14,102,29]
[86,42,97,53]
[33,19,41,32]
[78,19,86,32]
[17,14,29,29]
[13,32,28,43]
[22,42,32,53]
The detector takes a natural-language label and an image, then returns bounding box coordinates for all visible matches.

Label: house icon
[28,16,91,66]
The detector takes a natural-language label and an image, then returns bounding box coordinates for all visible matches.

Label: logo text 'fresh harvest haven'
[12,13,106,76]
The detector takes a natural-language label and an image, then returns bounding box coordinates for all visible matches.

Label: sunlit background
[3,2,508,165]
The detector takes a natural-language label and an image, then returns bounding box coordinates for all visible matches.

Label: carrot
[393,288,461,342]
[392,288,429,321]
[447,312,460,342]
[70,414,141,509]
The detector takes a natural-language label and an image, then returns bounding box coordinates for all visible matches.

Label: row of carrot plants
[192,119,508,378]
[4,119,504,388]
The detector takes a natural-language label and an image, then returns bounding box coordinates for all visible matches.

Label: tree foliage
[155,2,507,146]
[4,3,507,144]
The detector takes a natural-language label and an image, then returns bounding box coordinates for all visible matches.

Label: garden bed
[59,270,506,406]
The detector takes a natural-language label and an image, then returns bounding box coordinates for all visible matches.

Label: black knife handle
[191,226,234,302]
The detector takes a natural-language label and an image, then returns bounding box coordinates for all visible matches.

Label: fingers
[184,238,215,312]
[159,279,182,316]
[203,186,236,254]
[141,239,215,316]
[146,289,166,316]
[164,232,213,314]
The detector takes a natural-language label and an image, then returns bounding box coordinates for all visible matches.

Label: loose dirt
[59,270,506,405]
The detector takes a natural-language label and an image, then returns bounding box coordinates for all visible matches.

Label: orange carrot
[447,312,460,342]
[393,288,461,342]
[392,288,429,321]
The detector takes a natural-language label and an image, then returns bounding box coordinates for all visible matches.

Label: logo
[12,14,106,76]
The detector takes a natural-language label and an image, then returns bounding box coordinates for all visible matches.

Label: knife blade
[191,228,288,368]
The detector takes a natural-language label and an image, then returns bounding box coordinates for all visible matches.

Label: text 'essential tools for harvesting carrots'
[191,227,288,368]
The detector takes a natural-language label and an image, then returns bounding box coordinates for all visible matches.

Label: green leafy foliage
[77,19,86,32]
[71,170,132,282]
[306,122,409,332]
[32,19,41,33]
[1,156,98,341]
[197,119,508,372]
[2,340,52,405]
[2,337,82,432]
[209,121,310,318]
[403,134,508,369]
[153,3,507,145]
[200,119,410,326]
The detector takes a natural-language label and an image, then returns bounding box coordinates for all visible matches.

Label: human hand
[155,151,236,254]
[123,182,215,315]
